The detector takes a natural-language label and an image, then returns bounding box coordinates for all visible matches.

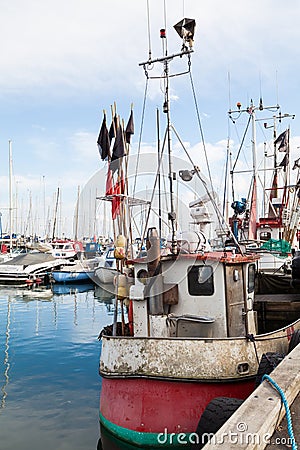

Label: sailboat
[97,14,300,450]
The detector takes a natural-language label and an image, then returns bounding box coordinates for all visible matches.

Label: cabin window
[188,265,214,296]
[248,264,256,293]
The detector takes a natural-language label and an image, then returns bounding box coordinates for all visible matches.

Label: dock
[202,344,300,449]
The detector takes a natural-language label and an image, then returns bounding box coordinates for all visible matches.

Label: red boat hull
[100,376,255,434]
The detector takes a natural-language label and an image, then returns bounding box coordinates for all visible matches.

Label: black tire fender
[193,397,243,449]
[255,352,285,387]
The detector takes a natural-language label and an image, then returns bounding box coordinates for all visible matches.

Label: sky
[1,0,300,239]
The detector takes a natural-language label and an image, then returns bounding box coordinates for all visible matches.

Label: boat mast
[250,101,257,182]
[52,187,60,240]
[74,185,80,241]
[163,41,177,254]
[8,140,13,254]
[229,100,280,219]
[156,108,162,238]
[139,19,195,254]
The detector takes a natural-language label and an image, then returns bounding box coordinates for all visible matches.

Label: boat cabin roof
[128,250,259,265]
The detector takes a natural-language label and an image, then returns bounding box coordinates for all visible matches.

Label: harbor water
[0,283,115,450]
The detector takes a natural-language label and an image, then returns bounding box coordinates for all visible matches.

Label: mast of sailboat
[8,140,13,254]
[74,185,80,241]
[52,187,60,240]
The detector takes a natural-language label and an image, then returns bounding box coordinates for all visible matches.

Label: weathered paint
[100,321,300,380]
[100,413,186,449]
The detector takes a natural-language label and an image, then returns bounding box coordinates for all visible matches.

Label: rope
[262,374,298,450]
[246,333,260,364]
[171,124,244,254]
[247,331,295,342]
[189,70,214,199]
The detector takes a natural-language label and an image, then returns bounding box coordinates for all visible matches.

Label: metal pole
[8,140,13,254]
[156,108,162,239]
[163,58,177,254]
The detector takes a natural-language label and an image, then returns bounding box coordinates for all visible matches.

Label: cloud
[0,0,299,99]
[1,0,300,237]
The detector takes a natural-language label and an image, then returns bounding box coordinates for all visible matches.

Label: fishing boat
[97,13,300,450]
[227,102,297,279]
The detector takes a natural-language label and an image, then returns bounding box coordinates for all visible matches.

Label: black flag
[293,158,300,170]
[274,129,289,152]
[125,110,134,144]
[97,114,110,160]
[279,154,289,172]
[111,120,126,172]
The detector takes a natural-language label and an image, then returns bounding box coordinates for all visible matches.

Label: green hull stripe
[99,412,192,449]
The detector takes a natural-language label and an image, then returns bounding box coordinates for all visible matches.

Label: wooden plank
[202,344,300,449]
[255,294,300,302]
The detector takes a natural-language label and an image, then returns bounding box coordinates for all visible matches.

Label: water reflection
[94,284,115,301]
[0,286,110,450]
[1,297,11,409]
[51,282,95,295]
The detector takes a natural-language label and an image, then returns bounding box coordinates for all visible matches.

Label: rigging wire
[224,71,232,218]
[223,139,230,220]
[171,124,244,253]
[188,70,214,203]
[139,128,169,248]
[231,115,252,173]
[133,77,149,198]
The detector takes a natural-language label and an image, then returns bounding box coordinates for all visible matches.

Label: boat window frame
[187,264,214,296]
[248,263,256,293]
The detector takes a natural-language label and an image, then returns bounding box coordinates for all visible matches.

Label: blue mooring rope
[262,374,298,450]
